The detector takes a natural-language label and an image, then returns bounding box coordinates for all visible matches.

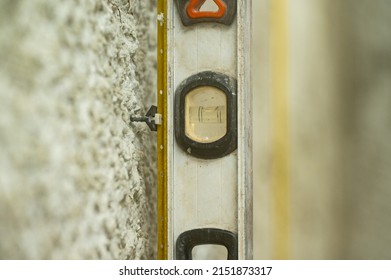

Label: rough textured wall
[0,0,157,259]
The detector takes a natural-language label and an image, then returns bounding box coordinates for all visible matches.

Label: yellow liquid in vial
[185,86,227,143]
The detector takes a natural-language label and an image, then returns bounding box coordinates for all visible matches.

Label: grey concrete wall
[0,0,156,259]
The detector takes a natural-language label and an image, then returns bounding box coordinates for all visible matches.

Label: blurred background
[0,0,391,259]
[253,0,391,259]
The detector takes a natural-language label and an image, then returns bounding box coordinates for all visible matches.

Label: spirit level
[156,0,252,260]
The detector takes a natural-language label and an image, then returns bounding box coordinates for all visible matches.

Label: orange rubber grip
[186,0,227,19]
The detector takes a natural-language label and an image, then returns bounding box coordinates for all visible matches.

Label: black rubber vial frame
[175,71,237,159]
[176,228,238,260]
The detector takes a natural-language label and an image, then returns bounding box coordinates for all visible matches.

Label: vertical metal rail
[237,0,253,260]
[271,0,290,260]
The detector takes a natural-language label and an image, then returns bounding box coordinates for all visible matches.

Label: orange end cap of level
[187,0,227,19]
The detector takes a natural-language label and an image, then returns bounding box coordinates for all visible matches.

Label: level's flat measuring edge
[157,0,252,260]
[237,0,253,260]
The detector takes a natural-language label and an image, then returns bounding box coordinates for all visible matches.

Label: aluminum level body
[157,0,252,260]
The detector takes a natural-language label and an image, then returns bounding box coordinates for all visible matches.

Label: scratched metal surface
[168,0,239,259]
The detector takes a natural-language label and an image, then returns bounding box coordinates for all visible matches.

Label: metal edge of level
[166,0,175,260]
[157,0,168,260]
[237,0,253,260]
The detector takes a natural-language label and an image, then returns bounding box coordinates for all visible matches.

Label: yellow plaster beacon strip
[271,0,290,260]
[157,0,168,260]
